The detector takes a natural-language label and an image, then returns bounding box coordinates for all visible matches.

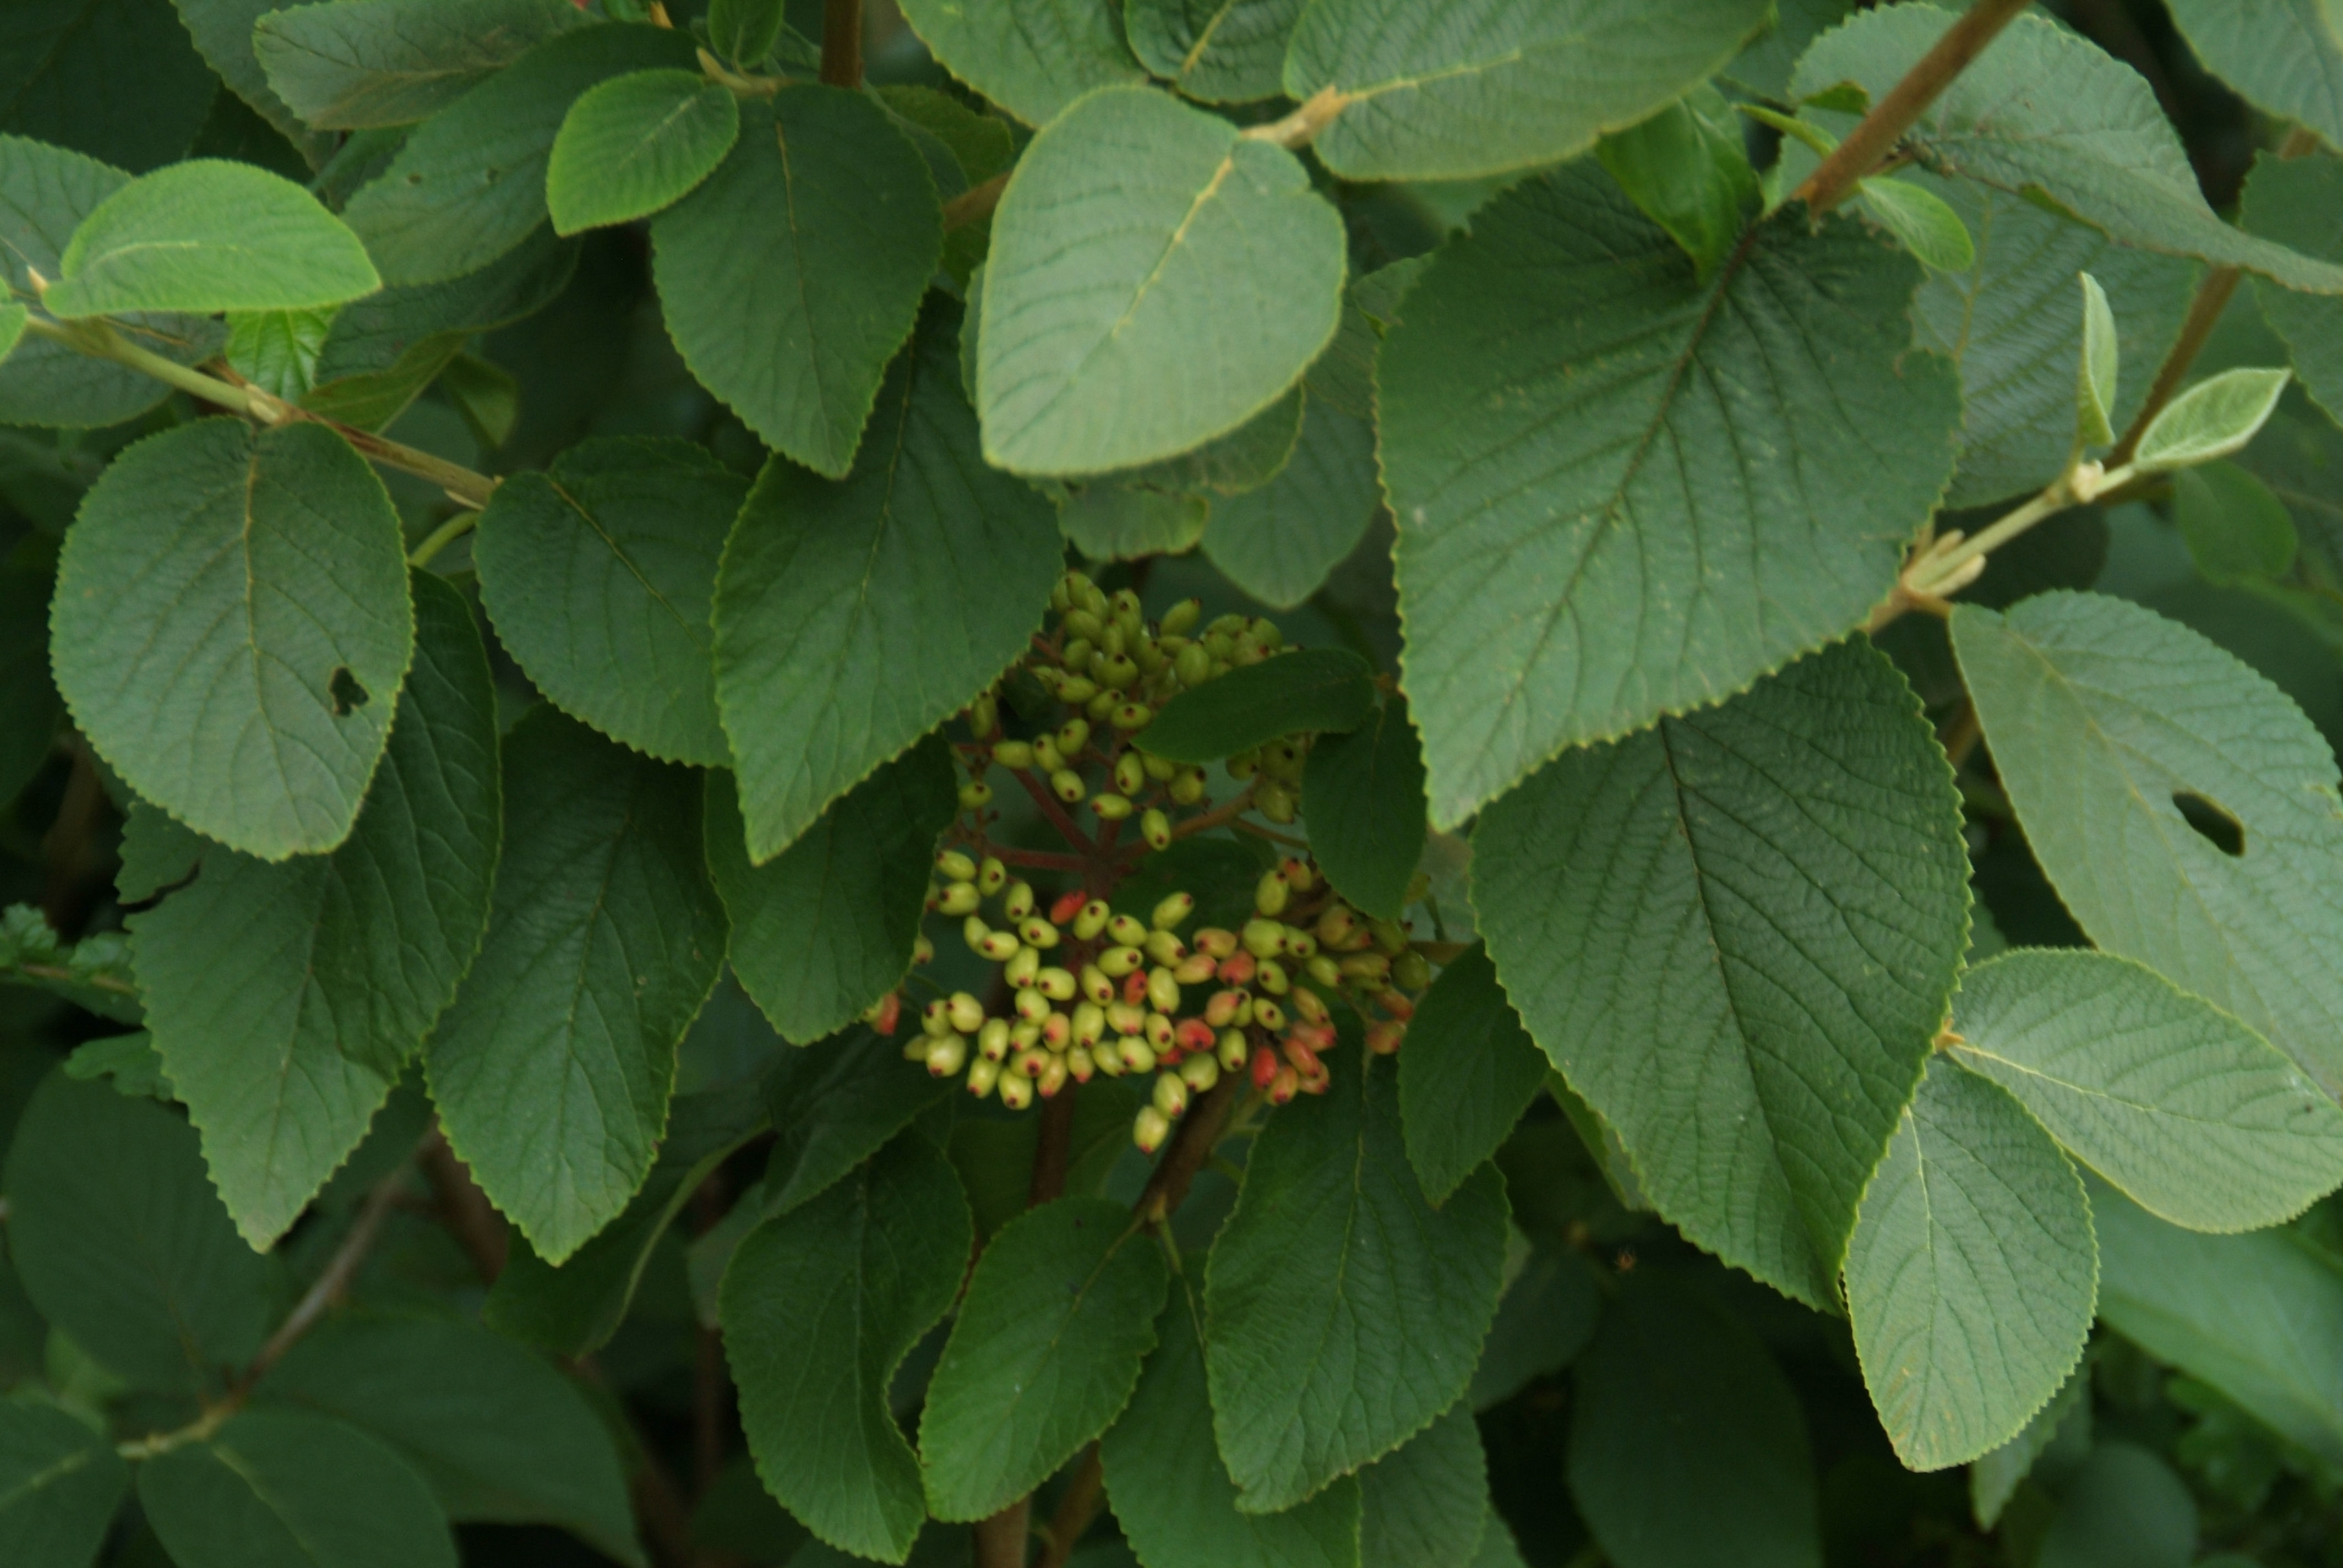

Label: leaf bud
[1204,989,1247,1027]
[1019,916,1061,949]
[1161,597,1202,635]
[1038,1054,1070,1098]
[1072,1002,1106,1047]
[993,739,1034,770]
[998,1072,1034,1110]
[979,1017,1012,1063]
[1218,950,1257,987]
[1058,717,1092,755]
[1004,880,1035,920]
[1051,769,1088,803]
[925,1035,967,1076]
[1067,1047,1096,1083]
[977,857,1008,895]
[1107,1000,1147,1036]
[1169,767,1207,805]
[1153,1072,1189,1119]
[1014,987,1051,1023]
[1219,1029,1250,1070]
[1110,701,1152,731]
[1371,919,1409,955]
[1132,1105,1172,1153]
[936,881,980,916]
[1006,944,1042,989]
[1118,1037,1158,1075]
[947,992,985,1033]
[1255,958,1289,995]
[1037,966,1077,1001]
[1252,997,1288,1032]
[1147,966,1181,1014]
[1306,954,1344,989]
[1254,869,1290,917]
[1107,912,1148,947]
[1141,808,1172,851]
[1173,951,1217,985]
[1143,929,1187,966]
[1033,735,1065,772]
[1093,792,1134,820]
[1091,1039,1129,1077]
[1179,1053,1219,1092]
[1098,944,1144,977]
[1241,918,1286,959]
[1366,1020,1405,1055]
[1151,891,1194,930]
[958,781,992,810]
[1392,950,1432,991]
[936,849,978,881]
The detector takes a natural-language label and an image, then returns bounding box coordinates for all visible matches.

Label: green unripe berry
[1093,792,1133,820]
[1179,1053,1219,1091]
[1141,809,1172,851]
[1049,577,1072,613]
[1143,929,1186,966]
[1242,918,1285,958]
[1152,1072,1189,1120]
[968,693,998,737]
[947,992,985,1033]
[1019,916,1061,949]
[1072,900,1111,941]
[1169,769,1207,805]
[1080,963,1115,1004]
[1114,754,1145,796]
[1072,1002,1106,1047]
[1218,1028,1250,1070]
[1371,918,1409,955]
[1255,869,1289,917]
[1251,618,1283,650]
[1004,880,1035,920]
[1282,927,1316,959]
[1341,951,1392,984]
[964,915,996,954]
[1033,736,1065,772]
[1061,638,1095,672]
[998,1072,1034,1110]
[1013,987,1050,1023]
[1291,986,1328,1025]
[1083,690,1115,721]
[1110,587,1143,624]
[958,781,992,810]
[1393,950,1432,991]
[1147,966,1180,1014]
[1141,751,1176,783]
[1037,966,1077,1001]
[1006,944,1042,989]
[937,849,977,882]
[1232,634,1266,666]
[1058,676,1099,705]
[1062,608,1104,641]
[993,739,1034,770]
[1132,1104,1171,1152]
[1256,780,1297,823]
[1050,769,1087,803]
[1252,997,1287,1031]
[925,1034,967,1076]
[1098,944,1144,977]
[1011,1019,1044,1050]
[966,1058,1001,1098]
[1255,958,1289,995]
[1151,891,1193,930]
[1145,1011,1176,1049]
[979,1017,1012,1062]
[1109,701,1151,732]
[1118,1037,1157,1075]
[936,881,980,916]
[1174,644,1212,688]
[1107,913,1148,948]
[1162,597,1202,635]
[978,857,1008,895]
[1099,622,1126,657]
[1307,954,1344,989]
[1098,653,1140,689]
[922,999,953,1037]
[1058,717,1091,755]
[1173,951,1217,984]
[1067,1047,1096,1082]
[1227,749,1259,781]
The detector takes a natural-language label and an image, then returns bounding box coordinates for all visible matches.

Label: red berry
[1250,1046,1280,1089]
[1049,889,1088,925]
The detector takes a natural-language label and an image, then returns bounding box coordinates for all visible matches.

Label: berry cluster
[864,571,1432,1153]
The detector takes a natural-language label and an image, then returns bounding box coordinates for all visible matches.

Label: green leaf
[0,135,226,428]
[1,0,214,172]
[2165,0,2343,152]
[1115,384,1306,498]
[426,708,727,1262]
[712,303,1058,862]
[547,68,739,235]
[2033,1442,2197,1568]
[1055,482,1209,561]
[1284,0,1772,182]
[707,0,785,66]
[1856,175,1974,272]
[2244,154,2343,427]
[226,308,332,400]
[2174,460,2298,584]
[976,85,1345,475]
[1205,1055,1509,1513]
[484,1086,769,1357]
[1844,1057,2095,1471]
[139,1411,455,1568]
[1111,835,1275,939]
[1970,1369,2090,1529]
[895,0,1143,125]
[1382,163,1960,827]
[919,1196,1168,1521]
[1949,591,2343,1095]
[760,1028,956,1218]
[1567,1271,1822,1568]
[170,0,335,163]
[43,160,378,317]
[708,743,957,1046]
[53,418,412,861]
[475,436,745,766]
[64,1031,175,1102]
[1473,639,1970,1306]
[256,0,588,129]
[1102,1270,1362,1568]
[875,84,1014,187]
[1467,1240,1600,1411]
[0,906,140,1023]
[1140,648,1377,764]
[1201,398,1381,609]
[344,23,699,286]
[254,1315,641,1566]
[1947,948,2343,1232]
[2077,271,2119,449]
[0,1395,131,1568]
[725,1134,972,1564]
[653,89,940,477]
[1,1072,274,1392]
[1124,0,1303,103]
[2093,1178,2343,1467]
[1358,1403,1490,1568]
[1300,695,1427,921]
[1791,6,2343,294]
[1397,945,1547,1206]
[1595,84,1760,277]
[126,571,500,1248]
[2132,368,2291,475]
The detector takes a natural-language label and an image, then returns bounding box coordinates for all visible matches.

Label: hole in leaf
[2172,791,2245,857]
[329,668,369,717]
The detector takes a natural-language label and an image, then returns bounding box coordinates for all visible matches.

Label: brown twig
[974,1502,1032,1568]
[1008,766,1096,854]
[241,1139,423,1385]
[945,173,1008,232]
[1135,1076,1243,1227]
[1792,0,2035,214]
[1159,785,1257,847]
[1028,1085,1080,1208]
[820,0,861,88]
[419,1129,509,1282]
[1034,1447,1105,1568]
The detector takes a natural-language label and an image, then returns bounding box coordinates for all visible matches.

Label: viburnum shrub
[9,0,2343,1565]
